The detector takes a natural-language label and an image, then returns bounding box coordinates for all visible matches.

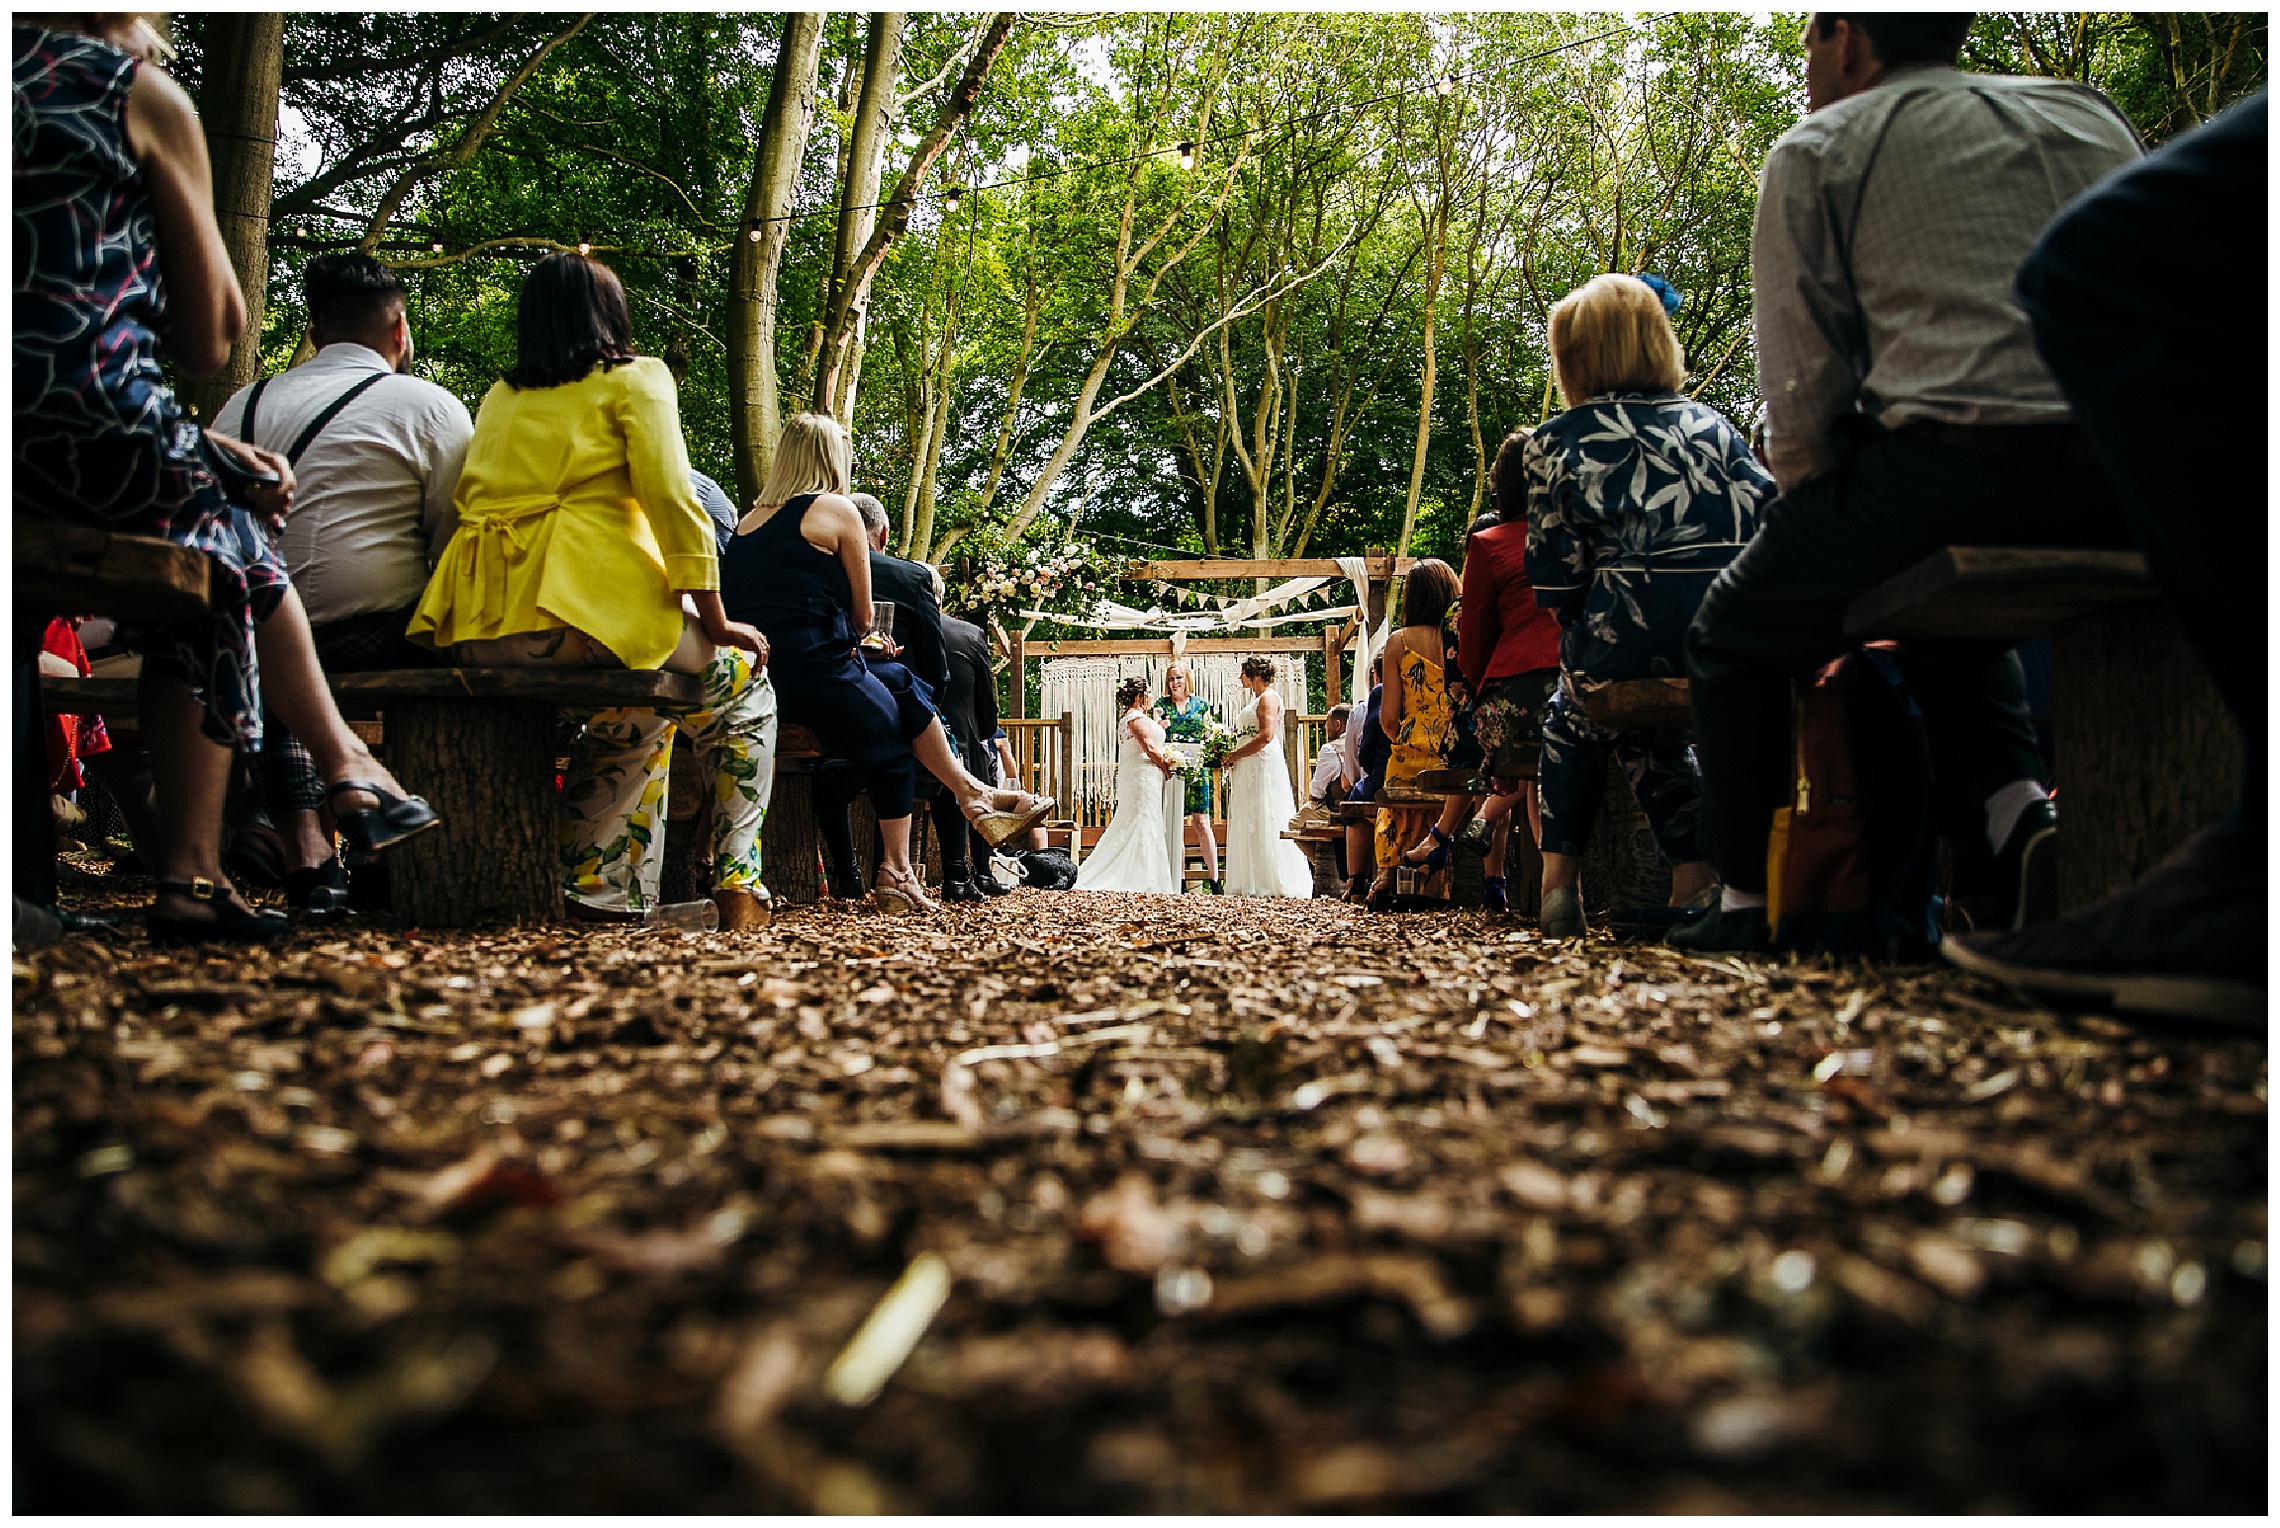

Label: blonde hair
[755,412,851,509]
[1549,274,1687,408]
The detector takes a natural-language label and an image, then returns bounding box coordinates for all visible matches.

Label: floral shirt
[1523,391,1772,684]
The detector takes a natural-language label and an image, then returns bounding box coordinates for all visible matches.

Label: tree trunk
[817,12,905,419]
[387,700,562,928]
[729,11,825,505]
[1396,206,1446,559]
[909,305,960,560]
[180,12,283,424]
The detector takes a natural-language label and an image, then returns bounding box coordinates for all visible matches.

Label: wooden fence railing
[1000,711,1075,822]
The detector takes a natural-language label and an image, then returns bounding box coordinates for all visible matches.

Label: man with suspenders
[211,253,472,911]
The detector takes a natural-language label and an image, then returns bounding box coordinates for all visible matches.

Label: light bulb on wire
[576,241,591,256]
[747,226,763,242]
[431,241,443,254]
[1176,140,1197,171]
[943,185,964,214]
[1436,72,1458,96]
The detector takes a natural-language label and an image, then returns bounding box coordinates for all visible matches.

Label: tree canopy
[175,10,2265,600]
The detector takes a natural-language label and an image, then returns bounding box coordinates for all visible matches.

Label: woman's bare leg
[876,814,916,880]
[141,671,242,919]
[1542,849,1582,898]
[1191,814,1218,883]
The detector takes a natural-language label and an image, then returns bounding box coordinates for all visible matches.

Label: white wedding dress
[1221,693,1317,898]
[1074,709,1180,894]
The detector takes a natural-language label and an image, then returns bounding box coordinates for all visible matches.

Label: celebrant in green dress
[1154,662,1220,892]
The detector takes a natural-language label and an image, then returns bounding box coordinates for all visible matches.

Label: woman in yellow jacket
[409,253,775,928]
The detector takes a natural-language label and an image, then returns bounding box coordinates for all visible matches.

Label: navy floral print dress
[1523,391,1772,866]
[15,25,289,748]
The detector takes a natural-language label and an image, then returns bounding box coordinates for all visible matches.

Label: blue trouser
[1537,685,1703,865]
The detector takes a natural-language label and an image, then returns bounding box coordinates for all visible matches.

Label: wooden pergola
[997,550,1414,717]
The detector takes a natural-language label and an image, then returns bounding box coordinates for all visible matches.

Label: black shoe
[148,877,291,946]
[1666,902,1769,953]
[1944,818,2263,1026]
[326,779,442,854]
[942,876,986,904]
[56,906,119,933]
[284,860,352,916]
[824,860,865,902]
[974,864,1015,896]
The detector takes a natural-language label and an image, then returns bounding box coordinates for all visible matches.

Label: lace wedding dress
[1221,693,1316,898]
[1074,708,1180,894]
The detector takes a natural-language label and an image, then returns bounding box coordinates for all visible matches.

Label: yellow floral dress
[1374,630,1455,900]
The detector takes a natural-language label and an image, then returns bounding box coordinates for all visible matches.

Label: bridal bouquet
[1196,718,1244,771]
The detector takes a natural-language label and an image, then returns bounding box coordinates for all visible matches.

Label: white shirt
[212,343,473,626]
[1310,738,1346,803]
[1751,66,2140,490]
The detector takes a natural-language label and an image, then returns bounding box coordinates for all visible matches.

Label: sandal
[148,877,291,946]
[963,792,1050,850]
[327,778,442,854]
[1454,816,1493,859]
[1402,824,1454,874]
[872,866,938,916]
[1482,876,1510,915]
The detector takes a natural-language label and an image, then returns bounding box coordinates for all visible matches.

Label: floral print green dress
[1154,695,1216,815]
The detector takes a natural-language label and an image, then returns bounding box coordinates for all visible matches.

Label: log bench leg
[761,767,820,905]
[386,698,561,928]
[2051,604,2243,911]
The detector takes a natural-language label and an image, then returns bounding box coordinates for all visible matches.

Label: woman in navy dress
[13,16,434,941]
[1523,274,1772,936]
[721,413,1047,912]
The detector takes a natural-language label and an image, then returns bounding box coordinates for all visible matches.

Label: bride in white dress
[1074,676,1183,894]
[1221,657,1317,898]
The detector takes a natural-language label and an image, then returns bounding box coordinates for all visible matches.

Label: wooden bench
[17,520,211,621]
[1581,677,1692,732]
[1844,546,2235,911]
[48,665,838,926]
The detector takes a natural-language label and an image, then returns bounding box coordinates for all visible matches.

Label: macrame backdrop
[1040,653,1308,818]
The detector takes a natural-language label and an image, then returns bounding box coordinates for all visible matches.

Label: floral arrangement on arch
[948,531,1125,624]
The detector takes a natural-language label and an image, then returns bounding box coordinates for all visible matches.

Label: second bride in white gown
[1221,657,1317,898]
[1074,676,1183,895]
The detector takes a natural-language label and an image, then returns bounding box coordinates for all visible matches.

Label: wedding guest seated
[722,412,1047,914]
[1451,434,1565,907]
[1339,657,1388,902]
[1368,561,1460,910]
[1677,13,2141,953]
[813,491,955,900]
[1527,273,1770,938]
[1310,704,1351,804]
[212,251,473,912]
[1946,89,2265,1022]
[936,572,1001,901]
[406,252,775,929]
[15,13,435,945]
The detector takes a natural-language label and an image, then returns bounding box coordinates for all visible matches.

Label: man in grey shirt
[1676,13,2143,953]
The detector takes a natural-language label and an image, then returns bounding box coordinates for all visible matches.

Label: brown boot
[712,887,772,932]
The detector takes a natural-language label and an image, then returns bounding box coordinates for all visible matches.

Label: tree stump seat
[16,519,212,621]
[1844,545,2235,911]
[1580,677,1692,732]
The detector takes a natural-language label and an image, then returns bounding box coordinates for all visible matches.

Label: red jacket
[1457,521,1560,689]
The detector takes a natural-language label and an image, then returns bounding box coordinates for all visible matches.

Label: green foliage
[203,10,2262,573]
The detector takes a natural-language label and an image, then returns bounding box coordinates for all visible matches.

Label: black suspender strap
[285,372,389,465]
[240,375,272,447]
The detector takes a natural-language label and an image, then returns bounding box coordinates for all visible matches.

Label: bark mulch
[13,889,2266,1511]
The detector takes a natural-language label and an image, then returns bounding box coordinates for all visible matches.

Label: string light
[747,226,763,241]
[1436,72,1458,96]
[576,240,591,255]
[942,185,964,214]
[1175,140,1196,171]
[431,241,444,253]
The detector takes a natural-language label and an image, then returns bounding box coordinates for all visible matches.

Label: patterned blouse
[1522,391,1773,684]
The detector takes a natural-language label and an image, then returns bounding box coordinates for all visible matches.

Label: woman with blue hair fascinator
[1635,271,1685,318]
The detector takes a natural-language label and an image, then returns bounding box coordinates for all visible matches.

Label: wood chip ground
[13,887,2266,1511]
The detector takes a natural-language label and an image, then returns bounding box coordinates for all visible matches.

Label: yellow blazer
[409,357,716,670]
